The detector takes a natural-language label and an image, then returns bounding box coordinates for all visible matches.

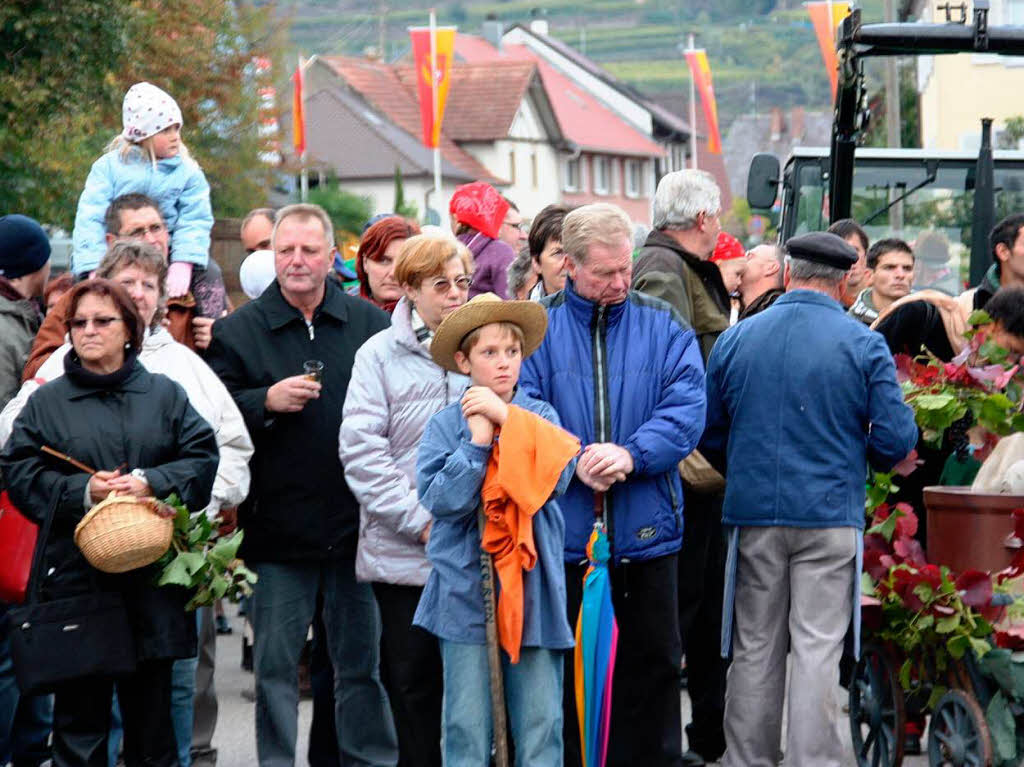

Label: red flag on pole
[807,2,852,101]
[409,25,456,148]
[684,49,722,155]
[292,59,306,156]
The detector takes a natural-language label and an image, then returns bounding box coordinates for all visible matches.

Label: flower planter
[923,486,1024,574]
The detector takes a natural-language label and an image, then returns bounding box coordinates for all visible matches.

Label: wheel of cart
[926,688,992,767]
[850,642,907,767]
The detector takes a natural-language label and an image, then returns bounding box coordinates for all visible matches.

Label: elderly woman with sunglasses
[339,234,473,767]
[1,277,220,767]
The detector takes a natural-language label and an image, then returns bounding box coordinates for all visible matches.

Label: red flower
[955,570,993,608]
[995,624,1024,650]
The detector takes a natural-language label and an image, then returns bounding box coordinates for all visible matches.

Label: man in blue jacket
[519,202,707,767]
[702,232,917,767]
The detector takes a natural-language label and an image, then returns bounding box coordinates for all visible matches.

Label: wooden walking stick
[477,502,511,767]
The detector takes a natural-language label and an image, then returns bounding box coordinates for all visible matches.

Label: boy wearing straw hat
[413,293,580,766]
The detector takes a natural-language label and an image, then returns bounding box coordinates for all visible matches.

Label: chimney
[482,16,503,51]
[769,107,784,142]
[790,107,805,141]
[530,19,550,36]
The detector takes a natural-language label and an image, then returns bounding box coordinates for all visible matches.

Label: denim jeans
[171,654,198,767]
[1,604,53,766]
[251,558,397,767]
[439,641,562,767]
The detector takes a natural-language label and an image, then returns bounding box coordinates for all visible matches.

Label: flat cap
[785,231,858,271]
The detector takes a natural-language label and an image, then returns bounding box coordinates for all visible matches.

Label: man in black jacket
[206,204,396,767]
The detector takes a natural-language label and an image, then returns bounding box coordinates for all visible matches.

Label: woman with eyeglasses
[340,234,473,767]
[0,241,252,767]
[355,216,421,313]
[0,277,220,767]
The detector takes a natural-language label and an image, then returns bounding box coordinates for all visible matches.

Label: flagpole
[429,9,442,215]
[687,33,698,170]
[299,53,308,203]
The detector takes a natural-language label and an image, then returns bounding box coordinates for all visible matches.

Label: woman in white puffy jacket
[0,240,253,516]
[339,234,472,767]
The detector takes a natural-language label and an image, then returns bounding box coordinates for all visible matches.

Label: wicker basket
[74,493,173,574]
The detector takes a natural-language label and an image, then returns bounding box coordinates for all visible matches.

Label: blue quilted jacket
[519,280,707,564]
[72,147,212,275]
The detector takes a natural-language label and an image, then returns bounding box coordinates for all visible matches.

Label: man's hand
[88,470,122,503]
[419,520,432,545]
[461,386,509,426]
[265,376,321,413]
[466,414,495,446]
[575,443,634,491]
[192,316,215,350]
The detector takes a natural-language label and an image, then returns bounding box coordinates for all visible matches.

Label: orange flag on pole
[684,49,722,155]
[807,1,852,101]
[292,57,306,156]
[409,25,456,149]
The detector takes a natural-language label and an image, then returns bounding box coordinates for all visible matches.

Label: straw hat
[430,293,548,373]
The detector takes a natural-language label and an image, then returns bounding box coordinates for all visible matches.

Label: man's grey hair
[561,203,633,264]
[786,256,847,286]
[652,169,721,231]
[506,247,534,298]
[273,203,335,252]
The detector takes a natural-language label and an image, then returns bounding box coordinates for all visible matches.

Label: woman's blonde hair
[394,234,474,288]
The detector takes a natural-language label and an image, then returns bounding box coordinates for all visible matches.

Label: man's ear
[105,232,117,249]
[454,350,472,376]
[783,261,792,289]
[996,243,1011,264]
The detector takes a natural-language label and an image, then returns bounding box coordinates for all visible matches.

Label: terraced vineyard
[280,0,887,127]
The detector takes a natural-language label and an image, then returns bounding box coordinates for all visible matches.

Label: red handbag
[0,490,38,604]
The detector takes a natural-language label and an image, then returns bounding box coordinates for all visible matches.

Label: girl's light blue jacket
[72,147,213,275]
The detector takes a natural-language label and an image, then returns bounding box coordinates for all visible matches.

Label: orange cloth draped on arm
[481,404,580,663]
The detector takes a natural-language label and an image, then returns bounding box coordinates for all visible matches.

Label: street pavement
[208,611,928,767]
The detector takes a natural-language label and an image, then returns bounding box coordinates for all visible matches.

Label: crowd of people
[5,80,1024,767]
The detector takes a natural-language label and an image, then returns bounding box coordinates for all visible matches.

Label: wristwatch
[131,468,148,485]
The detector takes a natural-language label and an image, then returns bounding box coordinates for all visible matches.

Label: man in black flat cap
[700,231,918,767]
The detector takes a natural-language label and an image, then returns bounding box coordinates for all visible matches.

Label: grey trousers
[721,526,856,767]
[192,606,218,758]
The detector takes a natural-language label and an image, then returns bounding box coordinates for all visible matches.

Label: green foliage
[0,0,130,228]
[392,165,419,221]
[998,115,1024,150]
[154,495,257,610]
[308,181,373,238]
[862,64,921,149]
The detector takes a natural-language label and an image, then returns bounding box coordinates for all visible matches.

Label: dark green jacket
[632,229,730,363]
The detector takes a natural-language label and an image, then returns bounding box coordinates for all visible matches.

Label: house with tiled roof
[300,54,566,220]
[297,55,495,218]
[454,30,668,223]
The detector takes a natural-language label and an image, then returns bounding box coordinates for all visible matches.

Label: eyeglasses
[503,220,525,231]
[429,276,472,293]
[69,316,123,331]
[122,223,166,238]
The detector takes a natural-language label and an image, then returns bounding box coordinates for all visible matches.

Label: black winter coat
[1,355,219,661]
[205,279,390,562]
